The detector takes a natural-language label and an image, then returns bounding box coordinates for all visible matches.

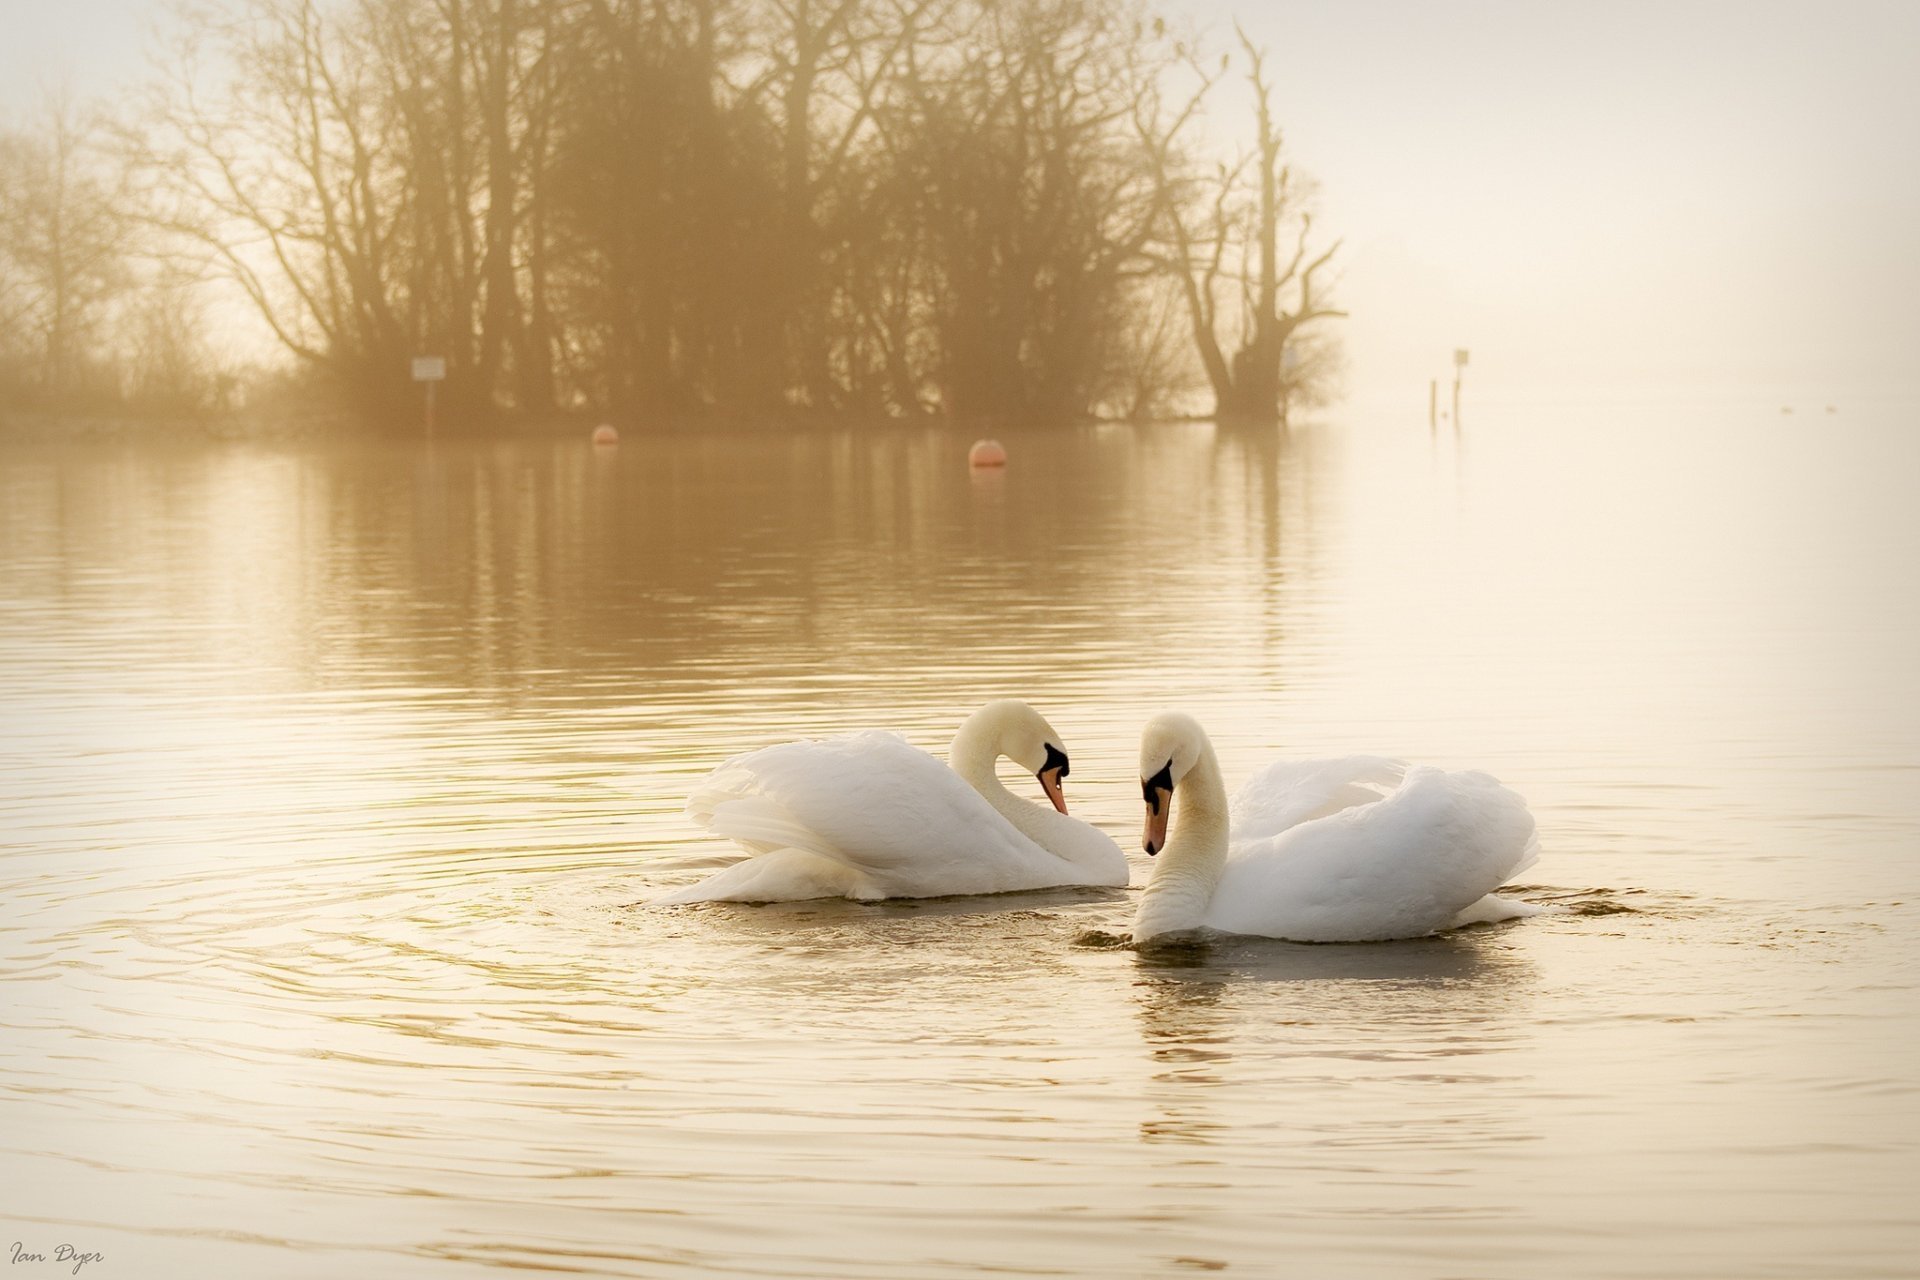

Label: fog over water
[1200,1,1920,396]
[8,0,1916,398]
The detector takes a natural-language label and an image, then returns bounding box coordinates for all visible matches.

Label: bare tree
[134,0,399,406]
[121,265,230,413]
[881,0,1167,423]
[132,0,554,419]
[372,0,557,414]
[1137,30,1343,427]
[738,0,942,411]
[540,0,786,418]
[1104,275,1200,420]
[0,92,133,407]
[108,0,1339,430]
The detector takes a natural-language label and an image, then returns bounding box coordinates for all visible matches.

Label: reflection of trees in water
[1129,932,1539,1149]
[0,428,1342,766]
[1211,425,1335,680]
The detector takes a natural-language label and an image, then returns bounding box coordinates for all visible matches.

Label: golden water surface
[2,403,1917,1277]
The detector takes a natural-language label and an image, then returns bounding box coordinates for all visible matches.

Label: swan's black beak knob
[1042,743,1070,779]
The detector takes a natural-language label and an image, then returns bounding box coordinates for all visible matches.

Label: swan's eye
[1142,761,1174,813]
[1042,743,1069,778]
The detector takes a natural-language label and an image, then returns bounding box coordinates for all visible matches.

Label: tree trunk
[474,0,518,417]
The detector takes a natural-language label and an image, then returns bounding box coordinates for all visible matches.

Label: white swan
[1132,713,1540,946]
[657,700,1129,903]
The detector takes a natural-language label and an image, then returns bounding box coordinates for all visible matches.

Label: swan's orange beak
[1142,786,1171,855]
[1038,767,1069,815]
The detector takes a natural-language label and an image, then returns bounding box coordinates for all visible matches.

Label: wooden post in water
[412,356,446,436]
[1429,379,1438,434]
[1451,348,1469,431]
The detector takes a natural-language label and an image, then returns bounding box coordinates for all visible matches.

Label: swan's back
[1229,755,1408,841]
[1210,765,1537,942]
[687,732,962,867]
[668,731,1120,902]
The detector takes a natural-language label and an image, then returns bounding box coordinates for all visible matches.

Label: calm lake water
[3,400,1918,1278]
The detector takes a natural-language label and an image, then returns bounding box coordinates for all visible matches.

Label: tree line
[0,0,1344,430]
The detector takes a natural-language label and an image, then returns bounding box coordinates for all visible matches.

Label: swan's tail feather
[670,747,872,903]
[703,795,834,861]
[685,760,762,830]
[1509,828,1543,879]
[655,846,876,904]
[1440,769,1539,883]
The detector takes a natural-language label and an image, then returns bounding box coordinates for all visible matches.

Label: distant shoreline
[0,408,354,444]
[0,406,1218,444]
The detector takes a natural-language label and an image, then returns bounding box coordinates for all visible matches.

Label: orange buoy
[592,423,619,445]
[968,438,1007,468]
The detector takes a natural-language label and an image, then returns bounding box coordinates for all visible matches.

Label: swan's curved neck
[947,718,1072,859]
[947,715,1008,792]
[1135,744,1230,943]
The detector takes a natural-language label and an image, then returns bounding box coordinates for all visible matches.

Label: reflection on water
[2,405,1919,1278]
[1131,935,1539,1152]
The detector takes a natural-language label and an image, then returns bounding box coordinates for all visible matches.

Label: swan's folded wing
[1228,755,1408,844]
[683,731,1051,897]
[1215,766,1536,942]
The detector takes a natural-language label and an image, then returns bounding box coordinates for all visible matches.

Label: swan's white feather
[1228,755,1408,842]
[1207,764,1538,943]
[663,730,1125,903]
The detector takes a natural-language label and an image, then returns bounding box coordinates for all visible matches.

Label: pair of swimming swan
[658,700,1540,945]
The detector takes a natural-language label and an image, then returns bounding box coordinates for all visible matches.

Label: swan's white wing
[667,731,1076,902]
[1228,755,1408,844]
[1210,766,1537,942]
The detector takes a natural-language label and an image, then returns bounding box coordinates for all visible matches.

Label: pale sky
[1173,0,1920,400]
[6,0,1917,400]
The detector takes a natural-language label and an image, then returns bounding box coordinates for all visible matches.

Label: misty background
[3,0,1917,425]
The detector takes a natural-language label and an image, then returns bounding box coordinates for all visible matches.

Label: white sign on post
[412,356,446,434]
[1453,349,1470,368]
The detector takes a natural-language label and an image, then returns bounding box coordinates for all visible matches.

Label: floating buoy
[968,438,1007,468]
[592,423,619,445]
